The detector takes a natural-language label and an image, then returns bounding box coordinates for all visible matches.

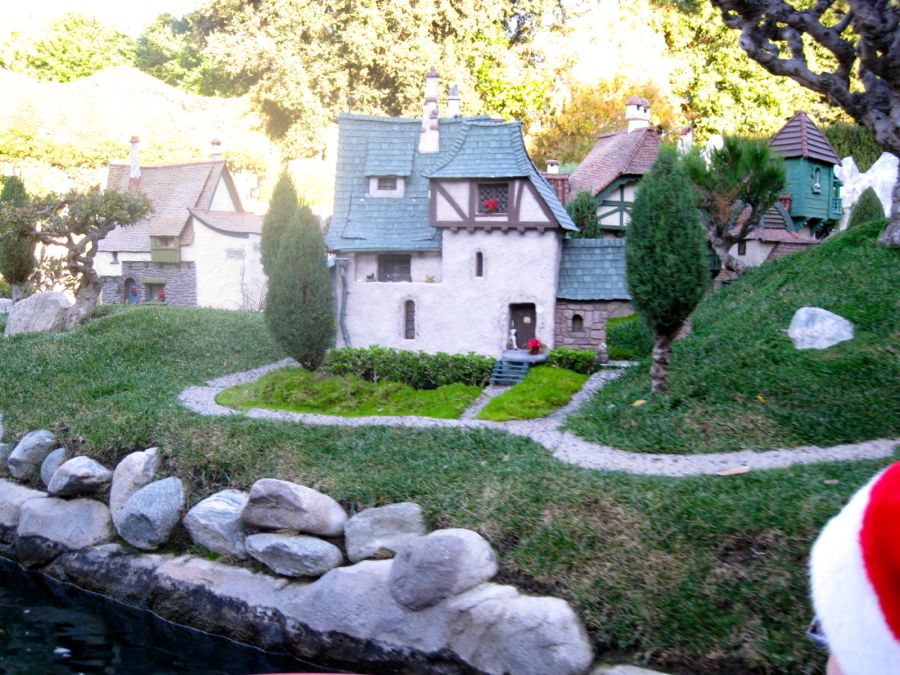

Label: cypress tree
[0,176,35,302]
[260,171,300,276]
[566,190,601,238]
[264,204,334,370]
[626,146,708,393]
[847,187,885,228]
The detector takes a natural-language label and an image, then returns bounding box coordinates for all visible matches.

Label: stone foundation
[554,300,632,362]
[101,262,197,306]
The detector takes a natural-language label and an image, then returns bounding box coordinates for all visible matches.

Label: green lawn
[476,366,587,421]
[216,366,481,419]
[566,219,900,454]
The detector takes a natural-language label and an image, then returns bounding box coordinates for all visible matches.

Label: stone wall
[555,300,632,362]
[101,261,197,306]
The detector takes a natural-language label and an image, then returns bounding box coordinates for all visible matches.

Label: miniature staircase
[489,359,530,386]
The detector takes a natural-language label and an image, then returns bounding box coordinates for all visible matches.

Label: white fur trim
[810,468,900,675]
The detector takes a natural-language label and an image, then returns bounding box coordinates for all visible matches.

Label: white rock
[388,528,498,611]
[344,502,427,563]
[117,477,185,550]
[40,448,68,487]
[47,456,112,497]
[183,489,248,559]
[110,448,160,528]
[788,307,854,350]
[17,497,114,550]
[3,291,70,336]
[241,478,347,537]
[836,152,897,229]
[0,479,46,542]
[245,533,343,577]
[8,430,57,480]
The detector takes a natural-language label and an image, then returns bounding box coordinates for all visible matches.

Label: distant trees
[0,177,35,302]
[626,147,708,393]
[260,172,300,276]
[682,136,785,276]
[264,204,334,371]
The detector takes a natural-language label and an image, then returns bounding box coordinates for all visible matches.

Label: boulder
[344,501,427,563]
[110,447,160,528]
[183,489,249,559]
[0,443,13,474]
[0,298,12,315]
[245,533,343,577]
[389,528,498,611]
[40,447,68,487]
[8,430,57,480]
[117,477,185,550]
[242,478,347,537]
[3,291,70,337]
[47,456,112,497]
[16,497,114,566]
[788,307,854,350]
[0,479,46,544]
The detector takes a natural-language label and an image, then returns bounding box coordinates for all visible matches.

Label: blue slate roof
[557,239,631,301]
[327,113,575,253]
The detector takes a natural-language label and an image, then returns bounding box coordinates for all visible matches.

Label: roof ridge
[109,160,227,170]
[621,128,654,174]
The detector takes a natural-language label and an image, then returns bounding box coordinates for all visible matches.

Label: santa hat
[810,461,900,675]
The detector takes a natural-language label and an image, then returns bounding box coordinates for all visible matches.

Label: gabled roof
[568,127,660,197]
[557,238,630,301]
[101,160,243,252]
[769,111,841,165]
[189,208,262,235]
[327,113,575,252]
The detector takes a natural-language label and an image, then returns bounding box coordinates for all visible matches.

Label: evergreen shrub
[606,315,654,360]
[323,346,494,389]
[546,346,597,374]
[847,187,886,229]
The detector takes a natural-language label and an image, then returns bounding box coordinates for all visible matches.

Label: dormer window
[377,176,397,191]
[368,176,404,198]
[478,183,509,214]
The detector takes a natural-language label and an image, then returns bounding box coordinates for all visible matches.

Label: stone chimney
[778,194,793,214]
[128,136,141,194]
[625,96,651,133]
[419,67,440,153]
[447,83,461,118]
[546,159,560,174]
[210,138,224,161]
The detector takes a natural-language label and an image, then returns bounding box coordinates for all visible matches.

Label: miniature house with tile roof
[97,139,265,310]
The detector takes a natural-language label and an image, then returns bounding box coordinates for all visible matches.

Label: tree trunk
[710,236,747,276]
[650,330,677,393]
[879,164,900,248]
[63,276,101,330]
[11,282,24,303]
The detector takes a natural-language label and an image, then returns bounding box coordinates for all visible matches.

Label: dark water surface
[0,558,339,674]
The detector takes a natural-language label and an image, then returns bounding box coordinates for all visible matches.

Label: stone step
[489,360,530,386]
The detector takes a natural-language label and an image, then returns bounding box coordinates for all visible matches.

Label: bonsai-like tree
[682,136,786,276]
[847,186,886,229]
[565,190,602,238]
[626,147,709,393]
[0,176,35,303]
[260,171,299,277]
[0,188,151,329]
[710,0,900,248]
[264,203,334,370]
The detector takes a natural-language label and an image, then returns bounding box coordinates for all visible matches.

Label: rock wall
[0,418,594,675]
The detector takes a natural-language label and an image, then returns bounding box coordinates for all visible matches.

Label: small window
[478,183,509,214]
[475,251,484,277]
[111,251,119,264]
[572,314,584,332]
[377,254,411,282]
[154,236,177,249]
[404,300,415,339]
[377,176,398,191]
[145,283,166,302]
[225,248,245,260]
[737,240,747,256]
[812,168,822,194]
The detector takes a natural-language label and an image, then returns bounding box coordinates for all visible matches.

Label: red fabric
[861,462,900,641]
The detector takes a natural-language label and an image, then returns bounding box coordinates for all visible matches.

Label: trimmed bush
[606,315,654,360]
[566,191,601,238]
[847,187,885,229]
[547,347,597,374]
[0,176,35,302]
[260,171,299,277]
[323,347,494,390]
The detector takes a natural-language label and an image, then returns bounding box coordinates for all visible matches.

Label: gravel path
[179,363,898,477]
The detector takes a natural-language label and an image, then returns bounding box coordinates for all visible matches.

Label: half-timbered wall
[595,179,638,234]
[430,179,556,229]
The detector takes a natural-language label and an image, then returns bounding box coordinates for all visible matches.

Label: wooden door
[509,303,536,346]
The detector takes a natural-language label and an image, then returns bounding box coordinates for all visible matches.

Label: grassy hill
[567,219,900,453]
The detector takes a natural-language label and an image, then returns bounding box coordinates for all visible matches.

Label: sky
[3,1,202,39]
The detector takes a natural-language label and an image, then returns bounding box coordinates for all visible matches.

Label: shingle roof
[557,238,630,301]
[769,111,841,165]
[543,172,571,206]
[568,127,660,197]
[327,113,575,252]
[189,208,263,235]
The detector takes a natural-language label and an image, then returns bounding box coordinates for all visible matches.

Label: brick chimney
[128,136,141,194]
[419,67,440,153]
[210,138,224,161]
[625,96,651,133]
[778,194,793,213]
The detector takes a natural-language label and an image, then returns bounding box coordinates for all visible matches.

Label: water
[0,558,341,675]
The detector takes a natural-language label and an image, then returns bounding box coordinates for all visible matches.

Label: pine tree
[566,191,601,238]
[847,187,886,229]
[0,176,35,302]
[264,204,334,370]
[626,146,708,393]
[260,171,299,277]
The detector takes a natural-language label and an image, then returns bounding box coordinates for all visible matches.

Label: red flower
[158,290,166,301]
[482,198,499,213]
[526,338,543,350]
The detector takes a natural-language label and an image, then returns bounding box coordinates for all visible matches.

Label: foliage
[682,135,786,274]
[264,205,334,370]
[824,123,883,173]
[323,346,494,390]
[0,277,10,298]
[476,366,587,421]
[4,13,135,82]
[216,367,480,419]
[607,314,655,361]
[546,346,598,374]
[847,187,886,229]
[564,191,601,239]
[260,172,299,277]
[0,176,35,298]
[568,218,900,453]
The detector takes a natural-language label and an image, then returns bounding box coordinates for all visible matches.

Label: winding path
[178,360,898,477]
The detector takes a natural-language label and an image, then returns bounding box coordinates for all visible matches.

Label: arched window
[404,300,415,339]
[572,314,584,332]
[475,251,484,277]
